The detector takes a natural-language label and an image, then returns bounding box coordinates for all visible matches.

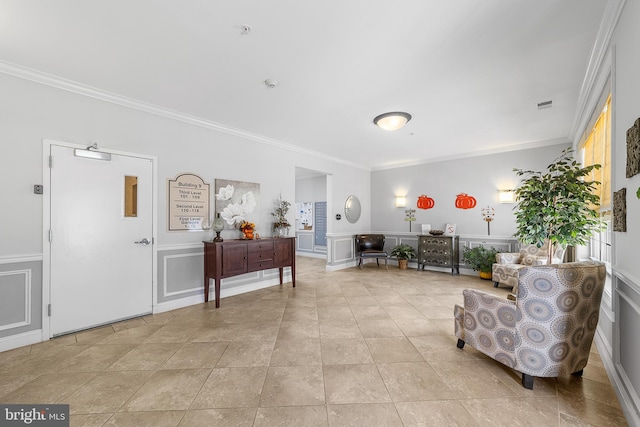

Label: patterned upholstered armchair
[454,261,606,389]
[492,242,566,291]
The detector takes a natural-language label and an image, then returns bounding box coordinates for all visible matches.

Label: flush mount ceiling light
[373,112,412,131]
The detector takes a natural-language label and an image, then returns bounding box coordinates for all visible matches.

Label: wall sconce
[498,189,516,203]
[395,196,407,208]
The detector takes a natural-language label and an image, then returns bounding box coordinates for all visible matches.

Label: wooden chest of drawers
[417,234,459,275]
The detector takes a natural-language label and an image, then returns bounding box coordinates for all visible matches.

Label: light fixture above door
[373,112,412,131]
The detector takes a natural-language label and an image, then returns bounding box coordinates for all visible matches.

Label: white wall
[370,144,570,237]
[612,0,640,276]
[295,175,326,203]
[609,0,640,423]
[0,72,370,254]
[0,71,371,346]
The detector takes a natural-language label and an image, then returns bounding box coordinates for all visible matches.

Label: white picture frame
[421,224,431,234]
[444,223,456,235]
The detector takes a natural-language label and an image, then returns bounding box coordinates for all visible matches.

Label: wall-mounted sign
[168,173,210,231]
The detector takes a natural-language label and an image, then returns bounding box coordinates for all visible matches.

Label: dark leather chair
[355,234,388,269]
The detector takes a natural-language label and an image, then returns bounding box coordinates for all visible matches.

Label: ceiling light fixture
[373,112,411,131]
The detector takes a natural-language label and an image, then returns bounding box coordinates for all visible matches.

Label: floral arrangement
[271,196,291,228]
[239,221,255,232]
[239,221,255,239]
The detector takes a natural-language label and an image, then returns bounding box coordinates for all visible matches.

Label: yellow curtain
[581,95,611,211]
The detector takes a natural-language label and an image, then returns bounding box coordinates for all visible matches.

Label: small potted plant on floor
[462,245,501,279]
[391,244,416,270]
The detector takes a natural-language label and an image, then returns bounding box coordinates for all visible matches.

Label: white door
[49,145,153,336]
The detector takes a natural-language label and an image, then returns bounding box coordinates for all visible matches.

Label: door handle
[135,238,151,246]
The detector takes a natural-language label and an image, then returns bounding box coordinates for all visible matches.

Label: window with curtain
[580,93,612,271]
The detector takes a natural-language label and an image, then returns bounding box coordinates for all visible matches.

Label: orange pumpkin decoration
[455,193,477,209]
[417,194,435,209]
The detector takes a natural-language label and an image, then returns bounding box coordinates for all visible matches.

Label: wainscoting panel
[0,269,31,331]
[333,237,354,263]
[296,232,314,252]
[615,272,640,422]
[162,251,204,298]
[157,247,204,303]
[0,258,42,340]
[463,237,518,253]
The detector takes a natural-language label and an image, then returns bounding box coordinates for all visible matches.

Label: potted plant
[513,147,602,263]
[391,244,416,270]
[462,245,501,279]
[271,195,291,237]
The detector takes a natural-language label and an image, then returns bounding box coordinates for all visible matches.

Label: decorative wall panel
[627,118,640,178]
[613,188,627,232]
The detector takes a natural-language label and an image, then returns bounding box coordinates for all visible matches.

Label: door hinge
[49,155,53,168]
[48,229,52,242]
[48,304,51,316]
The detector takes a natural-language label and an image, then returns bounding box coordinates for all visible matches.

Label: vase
[242,229,254,239]
[398,259,408,270]
[273,226,289,238]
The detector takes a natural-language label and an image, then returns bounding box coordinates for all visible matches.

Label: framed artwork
[421,224,431,234]
[214,179,260,229]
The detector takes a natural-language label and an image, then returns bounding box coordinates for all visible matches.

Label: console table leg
[279,267,284,285]
[204,276,209,303]
[215,279,220,308]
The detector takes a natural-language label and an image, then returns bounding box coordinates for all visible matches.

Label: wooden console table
[203,237,296,308]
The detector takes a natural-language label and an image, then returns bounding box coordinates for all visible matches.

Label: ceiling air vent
[537,100,553,110]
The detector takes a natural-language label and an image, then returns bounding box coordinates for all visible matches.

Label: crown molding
[569,0,626,141]
[371,138,570,171]
[0,60,370,171]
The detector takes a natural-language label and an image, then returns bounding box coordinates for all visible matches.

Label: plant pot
[479,271,492,280]
[398,259,408,270]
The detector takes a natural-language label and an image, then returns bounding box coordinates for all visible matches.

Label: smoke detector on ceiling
[537,100,553,110]
[264,79,278,88]
[241,25,251,35]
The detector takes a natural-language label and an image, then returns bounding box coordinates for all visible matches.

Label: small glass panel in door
[124,175,138,217]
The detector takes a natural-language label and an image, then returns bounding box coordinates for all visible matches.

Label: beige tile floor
[0,257,629,426]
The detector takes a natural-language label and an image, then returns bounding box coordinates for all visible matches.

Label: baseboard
[0,330,43,352]
[326,261,356,272]
[594,329,640,426]
[154,275,292,314]
[296,252,327,259]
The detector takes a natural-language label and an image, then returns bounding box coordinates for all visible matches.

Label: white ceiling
[0,1,609,170]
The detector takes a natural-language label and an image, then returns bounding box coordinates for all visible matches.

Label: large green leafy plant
[513,148,601,264]
[462,246,501,273]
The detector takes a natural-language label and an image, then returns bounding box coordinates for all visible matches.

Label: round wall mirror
[344,195,361,223]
